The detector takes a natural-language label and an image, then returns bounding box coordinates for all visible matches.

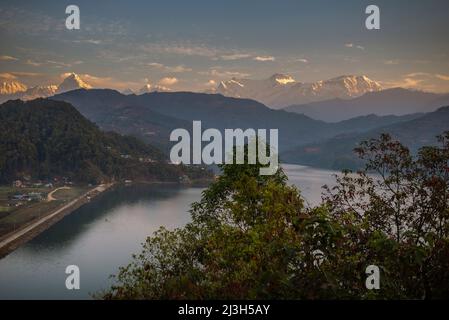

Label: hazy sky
[1,0,449,92]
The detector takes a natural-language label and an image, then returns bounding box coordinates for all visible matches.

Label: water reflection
[0,184,203,299]
[0,164,339,299]
[283,164,339,207]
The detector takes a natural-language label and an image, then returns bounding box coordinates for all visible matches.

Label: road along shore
[0,183,114,259]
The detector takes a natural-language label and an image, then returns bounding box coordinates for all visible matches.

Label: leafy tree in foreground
[102,133,449,299]
[323,132,449,298]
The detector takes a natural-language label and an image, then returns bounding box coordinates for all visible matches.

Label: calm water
[283,164,339,207]
[0,164,340,299]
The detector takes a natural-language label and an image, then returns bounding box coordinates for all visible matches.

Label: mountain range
[216,74,382,108]
[284,87,449,121]
[0,73,91,103]
[52,89,425,155]
[281,105,449,169]
[2,72,448,172]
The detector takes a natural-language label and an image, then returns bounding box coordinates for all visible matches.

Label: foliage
[322,132,449,298]
[103,133,449,299]
[0,99,212,184]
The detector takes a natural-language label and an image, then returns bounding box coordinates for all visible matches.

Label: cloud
[0,55,18,61]
[158,77,179,86]
[47,60,72,68]
[254,56,275,62]
[141,43,218,57]
[165,65,192,73]
[152,85,172,92]
[0,73,18,80]
[435,74,449,81]
[199,68,250,78]
[6,71,42,77]
[384,60,399,65]
[219,53,252,61]
[72,39,103,45]
[0,7,129,38]
[141,43,275,65]
[380,78,422,90]
[401,77,424,88]
[345,43,364,50]
[0,71,43,82]
[166,46,216,57]
[25,59,82,68]
[26,59,43,67]
[382,72,449,92]
[76,74,112,83]
[383,59,432,66]
[0,7,63,35]
[146,62,192,73]
[147,62,164,68]
[404,72,431,78]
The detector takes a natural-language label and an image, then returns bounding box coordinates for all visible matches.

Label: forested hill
[0,99,209,184]
[281,105,449,170]
[53,89,426,153]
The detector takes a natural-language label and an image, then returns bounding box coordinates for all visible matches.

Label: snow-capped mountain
[138,84,171,95]
[152,85,171,92]
[0,73,92,103]
[21,85,58,100]
[122,88,135,95]
[216,74,382,108]
[56,73,91,93]
[0,81,27,95]
[138,84,153,94]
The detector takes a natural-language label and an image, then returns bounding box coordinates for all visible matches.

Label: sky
[1,0,449,92]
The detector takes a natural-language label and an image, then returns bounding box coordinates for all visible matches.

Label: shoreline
[0,183,114,259]
[0,178,211,259]
[129,179,213,188]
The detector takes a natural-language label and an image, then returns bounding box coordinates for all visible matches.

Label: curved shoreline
[0,183,114,259]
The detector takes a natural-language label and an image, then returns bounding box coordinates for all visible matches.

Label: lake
[0,164,340,299]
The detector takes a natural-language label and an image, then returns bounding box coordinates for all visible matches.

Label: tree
[102,133,449,299]
[323,132,449,298]
[102,146,311,299]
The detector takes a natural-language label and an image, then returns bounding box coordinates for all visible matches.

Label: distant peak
[216,73,383,108]
[57,73,92,93]
[122,88,135,95]
[269,73,295,84]
[137,83,172,95]
[0,80,27,95]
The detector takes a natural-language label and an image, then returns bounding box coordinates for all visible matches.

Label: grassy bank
[0,186,89,238]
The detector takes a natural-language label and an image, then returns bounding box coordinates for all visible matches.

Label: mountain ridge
[281,105,449,169]
[0,98,211,184]
[0,73,92,103]
[216,74,382,108]
[284,87,449,121]
[52,89,425,154]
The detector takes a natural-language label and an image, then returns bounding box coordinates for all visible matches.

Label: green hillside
[282,106,449,170]
[0,99,211,184]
